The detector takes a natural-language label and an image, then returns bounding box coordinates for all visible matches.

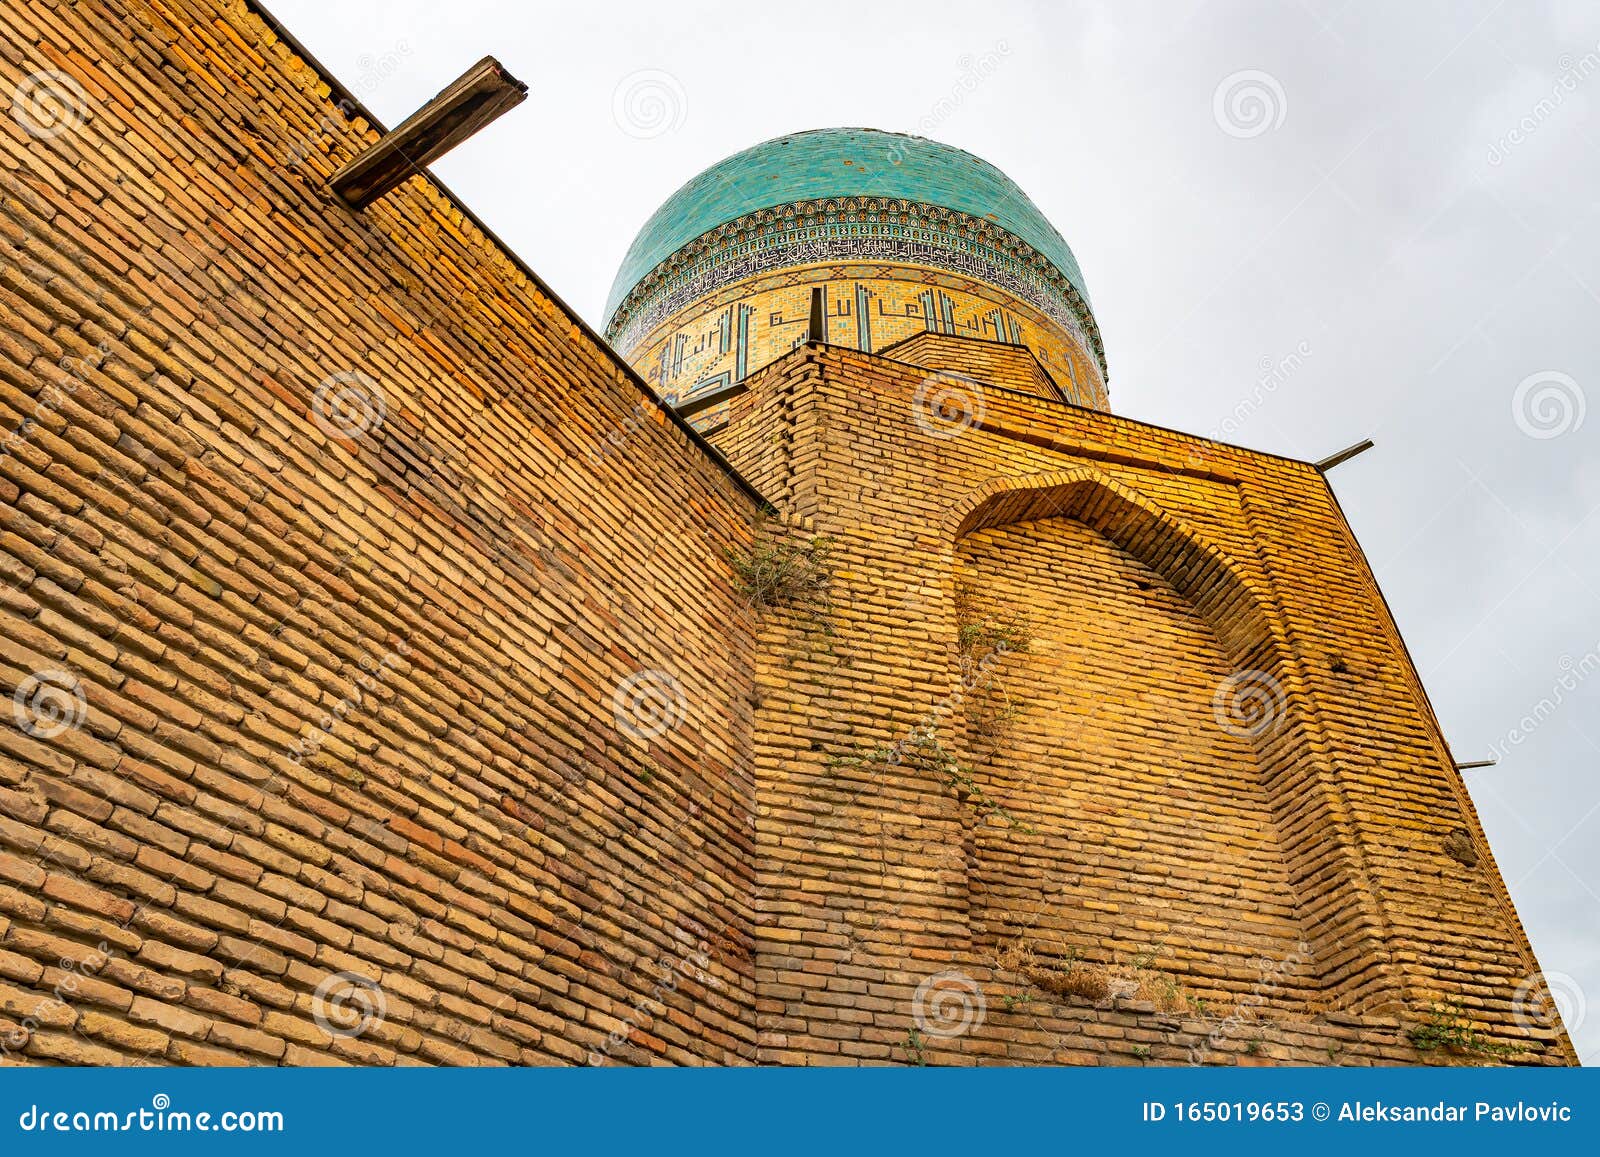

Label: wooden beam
[1315,438,1374,472]
[1455,757,1499,770]
[676,379,750,419]
[330,56,527,209]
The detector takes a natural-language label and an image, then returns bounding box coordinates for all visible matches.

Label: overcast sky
[267,0,1600,1064]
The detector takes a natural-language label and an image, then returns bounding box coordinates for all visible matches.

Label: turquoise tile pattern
[603,128,1091,325]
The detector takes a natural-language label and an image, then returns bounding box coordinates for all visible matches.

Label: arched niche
[944,469,1331,1014]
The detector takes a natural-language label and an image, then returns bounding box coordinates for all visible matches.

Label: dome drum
[604,128,1107,414]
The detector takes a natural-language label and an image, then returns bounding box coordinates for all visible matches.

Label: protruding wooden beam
[329,56,527,209]
[676,379,749,419]
[1315,438,1374,472]
[1455,757,1499,770]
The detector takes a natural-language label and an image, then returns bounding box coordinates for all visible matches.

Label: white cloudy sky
[266,0,1600,1063]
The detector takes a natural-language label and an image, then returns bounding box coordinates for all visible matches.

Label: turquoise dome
[603,127,1092,328]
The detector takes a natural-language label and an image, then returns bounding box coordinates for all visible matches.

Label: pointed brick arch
[943,467,1406,1012]
[946,468,1277,666]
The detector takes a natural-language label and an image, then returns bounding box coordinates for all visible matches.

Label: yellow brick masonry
[961,517,1314,1008]
[708,342,1577,1066]
[0,0,1575,1069]
[1,0,761,1065]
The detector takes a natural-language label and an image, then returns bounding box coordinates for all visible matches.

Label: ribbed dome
[604,127,1092,329]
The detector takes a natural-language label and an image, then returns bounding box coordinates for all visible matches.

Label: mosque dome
[604,127,1107,411]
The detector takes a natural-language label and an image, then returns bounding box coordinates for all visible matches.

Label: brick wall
[0,0,1575,1069]
[710,343,1576,1065]
[959,517,1315,1013]
[1,0,761,1065]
